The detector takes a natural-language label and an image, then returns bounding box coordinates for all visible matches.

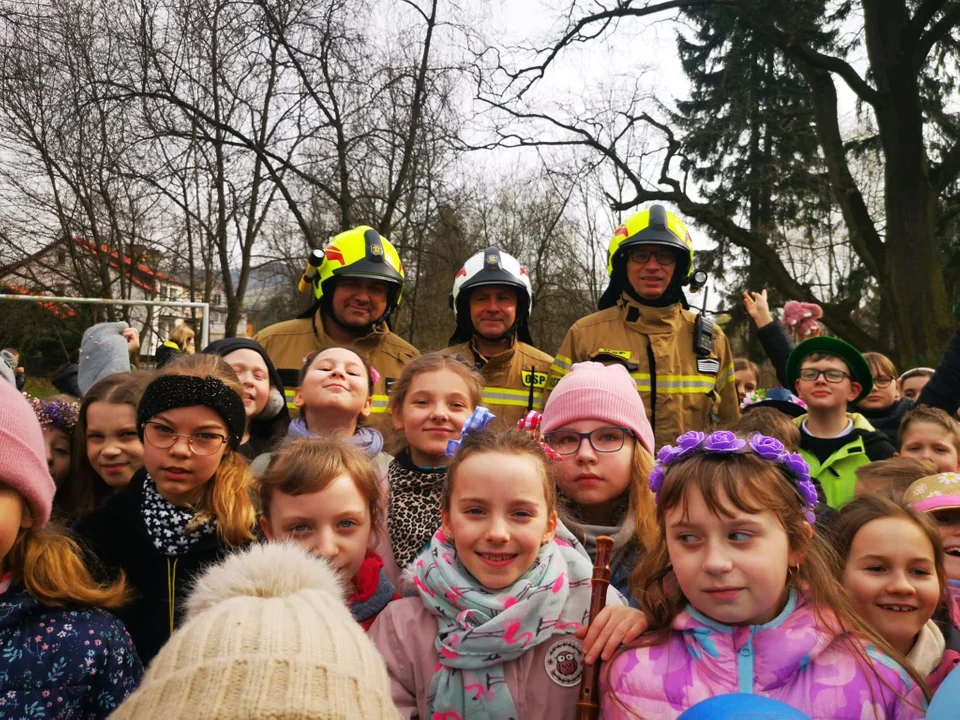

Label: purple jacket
[600,590,924,719]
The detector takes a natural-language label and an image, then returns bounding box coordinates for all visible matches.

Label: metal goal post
[0,294,211,350]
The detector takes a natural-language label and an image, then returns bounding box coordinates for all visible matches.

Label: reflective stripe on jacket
[545,295,738,450]
[442,340,553,429]
[254,311,419,437]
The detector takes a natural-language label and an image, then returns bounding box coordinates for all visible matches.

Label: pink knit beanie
[542,362,655,454]
[0,377,55,526]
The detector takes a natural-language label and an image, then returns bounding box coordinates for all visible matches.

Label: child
[376,352,483,584]
[834,493,956,689]
[785,336,895,508]
[110,543,400,719]
[733,358,762,406]
[897,405,960,473]
[155,322,194,369]
[601,429,926,719]
[73,354,257,665]
[257,437,397,630]
[0,378,143,715]
[900,367,935,403]
[853,457,937,499]
[202,337,290,461]
[369,428,633,720]
[286,346,389,474]
[731,406,802,451]
[905,474,960,588]
[540,362,657,604]
[59,373,147,523]
[858,352,913,445]
[26,393,79,489]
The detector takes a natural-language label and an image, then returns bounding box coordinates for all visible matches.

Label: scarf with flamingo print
[413,525,594,719]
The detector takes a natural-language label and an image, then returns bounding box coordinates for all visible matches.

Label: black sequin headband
[137,375,246,448]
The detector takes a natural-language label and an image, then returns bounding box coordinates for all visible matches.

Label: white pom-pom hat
[110,543,400,719]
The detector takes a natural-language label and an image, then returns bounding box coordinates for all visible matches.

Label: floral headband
[648,430,818,524]
[25,393,80,432]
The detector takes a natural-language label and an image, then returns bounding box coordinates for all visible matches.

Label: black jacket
[758,319,960,423]
[859,396,914,445]
[52,362,81,398]
[72,470,244,665]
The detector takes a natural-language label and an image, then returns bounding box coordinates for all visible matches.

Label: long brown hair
[610,451,929,715]
[59,372,149,522]
[832,493,947,600]
[257,436,383,539]
[6,524,129,608]
[150,354,256,546]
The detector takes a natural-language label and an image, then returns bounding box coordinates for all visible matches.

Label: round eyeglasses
[142,422,227,455]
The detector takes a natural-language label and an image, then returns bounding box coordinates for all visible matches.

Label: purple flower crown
[24,393,80,432]
[648,430,819,524]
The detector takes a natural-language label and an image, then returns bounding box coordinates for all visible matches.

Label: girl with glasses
[856,351,912,445]
[540,362,658,616]
[74,354,257,665]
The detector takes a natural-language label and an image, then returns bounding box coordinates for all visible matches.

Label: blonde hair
[611,450,929,714]
[258,437,383,536]
[388,352,483,415]
[170,323,195,350]
[7,524,129,608]
[151,354,256,546]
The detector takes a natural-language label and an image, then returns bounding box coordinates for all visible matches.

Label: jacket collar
[617,294,685,334]
[674,589,846,691]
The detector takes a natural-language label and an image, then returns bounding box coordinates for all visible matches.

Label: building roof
[0,235,187,295]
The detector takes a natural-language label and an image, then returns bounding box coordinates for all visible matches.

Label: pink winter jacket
[369,597,590,720]
[600,590,925,720]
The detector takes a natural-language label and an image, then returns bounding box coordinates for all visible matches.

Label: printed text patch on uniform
[597,348,632,361]
[697,358,720,375]
[522,371,548,388]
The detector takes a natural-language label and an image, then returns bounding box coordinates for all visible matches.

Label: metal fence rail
[0,294,211,347]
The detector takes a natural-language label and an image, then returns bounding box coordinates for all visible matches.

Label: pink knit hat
[0,377,55,526]
[541,362,654,454]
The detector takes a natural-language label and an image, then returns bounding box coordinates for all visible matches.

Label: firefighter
[442,247,553,429]
[254,226,419,435]
[545,205,738,449]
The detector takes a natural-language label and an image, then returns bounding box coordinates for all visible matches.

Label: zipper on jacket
[645,337,657,432]
[167,556,179,636]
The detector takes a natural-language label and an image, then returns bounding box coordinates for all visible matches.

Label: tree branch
[916,1,960,62]
[933,138,960,193]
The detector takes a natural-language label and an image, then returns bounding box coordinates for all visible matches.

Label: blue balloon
[678,694,812,719]
[928,667,960,719]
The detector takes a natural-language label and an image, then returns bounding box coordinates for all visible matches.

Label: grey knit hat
[78,322,131,397]
[0,350,16,387]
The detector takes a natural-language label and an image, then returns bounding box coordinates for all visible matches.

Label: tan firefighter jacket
[254,311,420,437]
[545,295,738,449]
[442,340,553,430]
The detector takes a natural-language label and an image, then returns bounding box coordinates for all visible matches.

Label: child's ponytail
[7,525,129,609]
